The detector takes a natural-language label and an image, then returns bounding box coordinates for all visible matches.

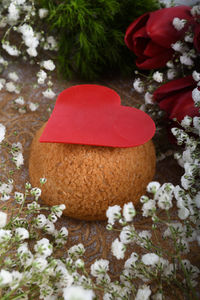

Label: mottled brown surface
[29,123,156,220]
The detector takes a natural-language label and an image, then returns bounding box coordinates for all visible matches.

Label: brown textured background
[0,61,199,298]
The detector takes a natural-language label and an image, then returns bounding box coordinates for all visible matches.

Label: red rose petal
[147,6,192,48]
[40,85,155,148]
[136,48,173,69]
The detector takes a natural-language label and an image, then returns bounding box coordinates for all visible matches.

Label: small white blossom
[33,257,48,272]
[111,238,126,259]
[180,53,194,66]
[0,211,7,228]
[12,152,24,168]
[27,47,37,57]
[29,102,39,111]
[68,243,85,259]
[14,192,24,204]
[153,71,163,83]
[144,92,154,104]
[0,229,12,243]
[8,3,19,22]
[133,78,144,93]
[184,32,194,43]
[42,88,56,99]
[2,42,20,56]
[147,181,160,194]
[137,230,152,248]
[15,227,29,240]
[30,187,41,199]
[39,8,49,19]
[167,68,177,80]
[6,81,19,93]
[120,225,136,244]
[34,238,53,257]
[106,205,121,225]
[91,259,109,277]
[63,286,95,300]
[181,116,192,128]
[42,60,55,71]
[178,206,190,220]
[191,5,200,16]
[8,72,19,82]
[172,18,186,31]
[192,87,200,105]
[142,199,156,217]
[14,96,25,105]
[44,220,56,235]
[135,285,151,300]
[123,202,136,222]
[192,71,200,82]
[34,214,47,228]
[37,70,47,84]
[0,270,12,286]
[0,124,6,143]
[124,252,138,269]
[142,253,160,266]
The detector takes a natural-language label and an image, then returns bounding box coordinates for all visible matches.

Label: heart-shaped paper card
[40,84,155,147]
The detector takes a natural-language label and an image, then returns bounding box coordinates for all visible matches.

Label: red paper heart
[40,84,155,147]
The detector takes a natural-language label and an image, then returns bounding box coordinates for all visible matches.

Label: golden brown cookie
[29,123,156,220]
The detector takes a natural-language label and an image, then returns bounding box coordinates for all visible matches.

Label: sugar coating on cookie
[29,123,156,221]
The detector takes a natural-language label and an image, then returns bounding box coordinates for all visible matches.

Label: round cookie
[29,123,156,220]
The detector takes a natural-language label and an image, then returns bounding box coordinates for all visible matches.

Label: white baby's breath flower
[142,199,156,217]
[153,71,163,83]
[75,258,84,268]
[111,238,126,259]
[6,81,19,93]
[12,152,24,168]
[142,253,160,266]
[34,238,53,257]
[184,32,194,43]
[68,243,85,259]
[120,225,136,244]
[0,123,6,143]
[123,202,136,222]
[0,229,12,243]
[172,18,186,31]
[29,102,39,111]
[91,259,109,277]
[124,252,138,269]
[41,59,55,71]
[14,96,25,105]
[30,187,41,199]
[0,211,7,228]
[39,8,49,19]
[34,214,47,228]
[137,230,152,248]
[167,68,177,80]
[51,204,66,217]
[2,42,20,56]
[8,72,19,82]
[106,205,121,225]
[144,92,154,104]
[191,5,200,16]
[147,181,160,194]
[133,78,144,93]
[63,286,95,300]
[181,116,192,128]
[14,192,24,204]
[42,88,56,99]
[135,285,151,300]
[192,87,200,105]
[178,206,190,220]
[27,47,37,57]
[192,71,200,82]
[15,227,29,240]
[44,220,56,235]
[37,70,47,84]
[8,3,19,22]
[33,257,48,272]
[0,269,12,286]
[180,53,194,66]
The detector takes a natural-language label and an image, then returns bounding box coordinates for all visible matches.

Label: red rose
[125,6,193,69]
[154,75,199,121]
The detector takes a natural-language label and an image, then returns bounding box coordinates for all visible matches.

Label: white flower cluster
[11,142,24,168]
